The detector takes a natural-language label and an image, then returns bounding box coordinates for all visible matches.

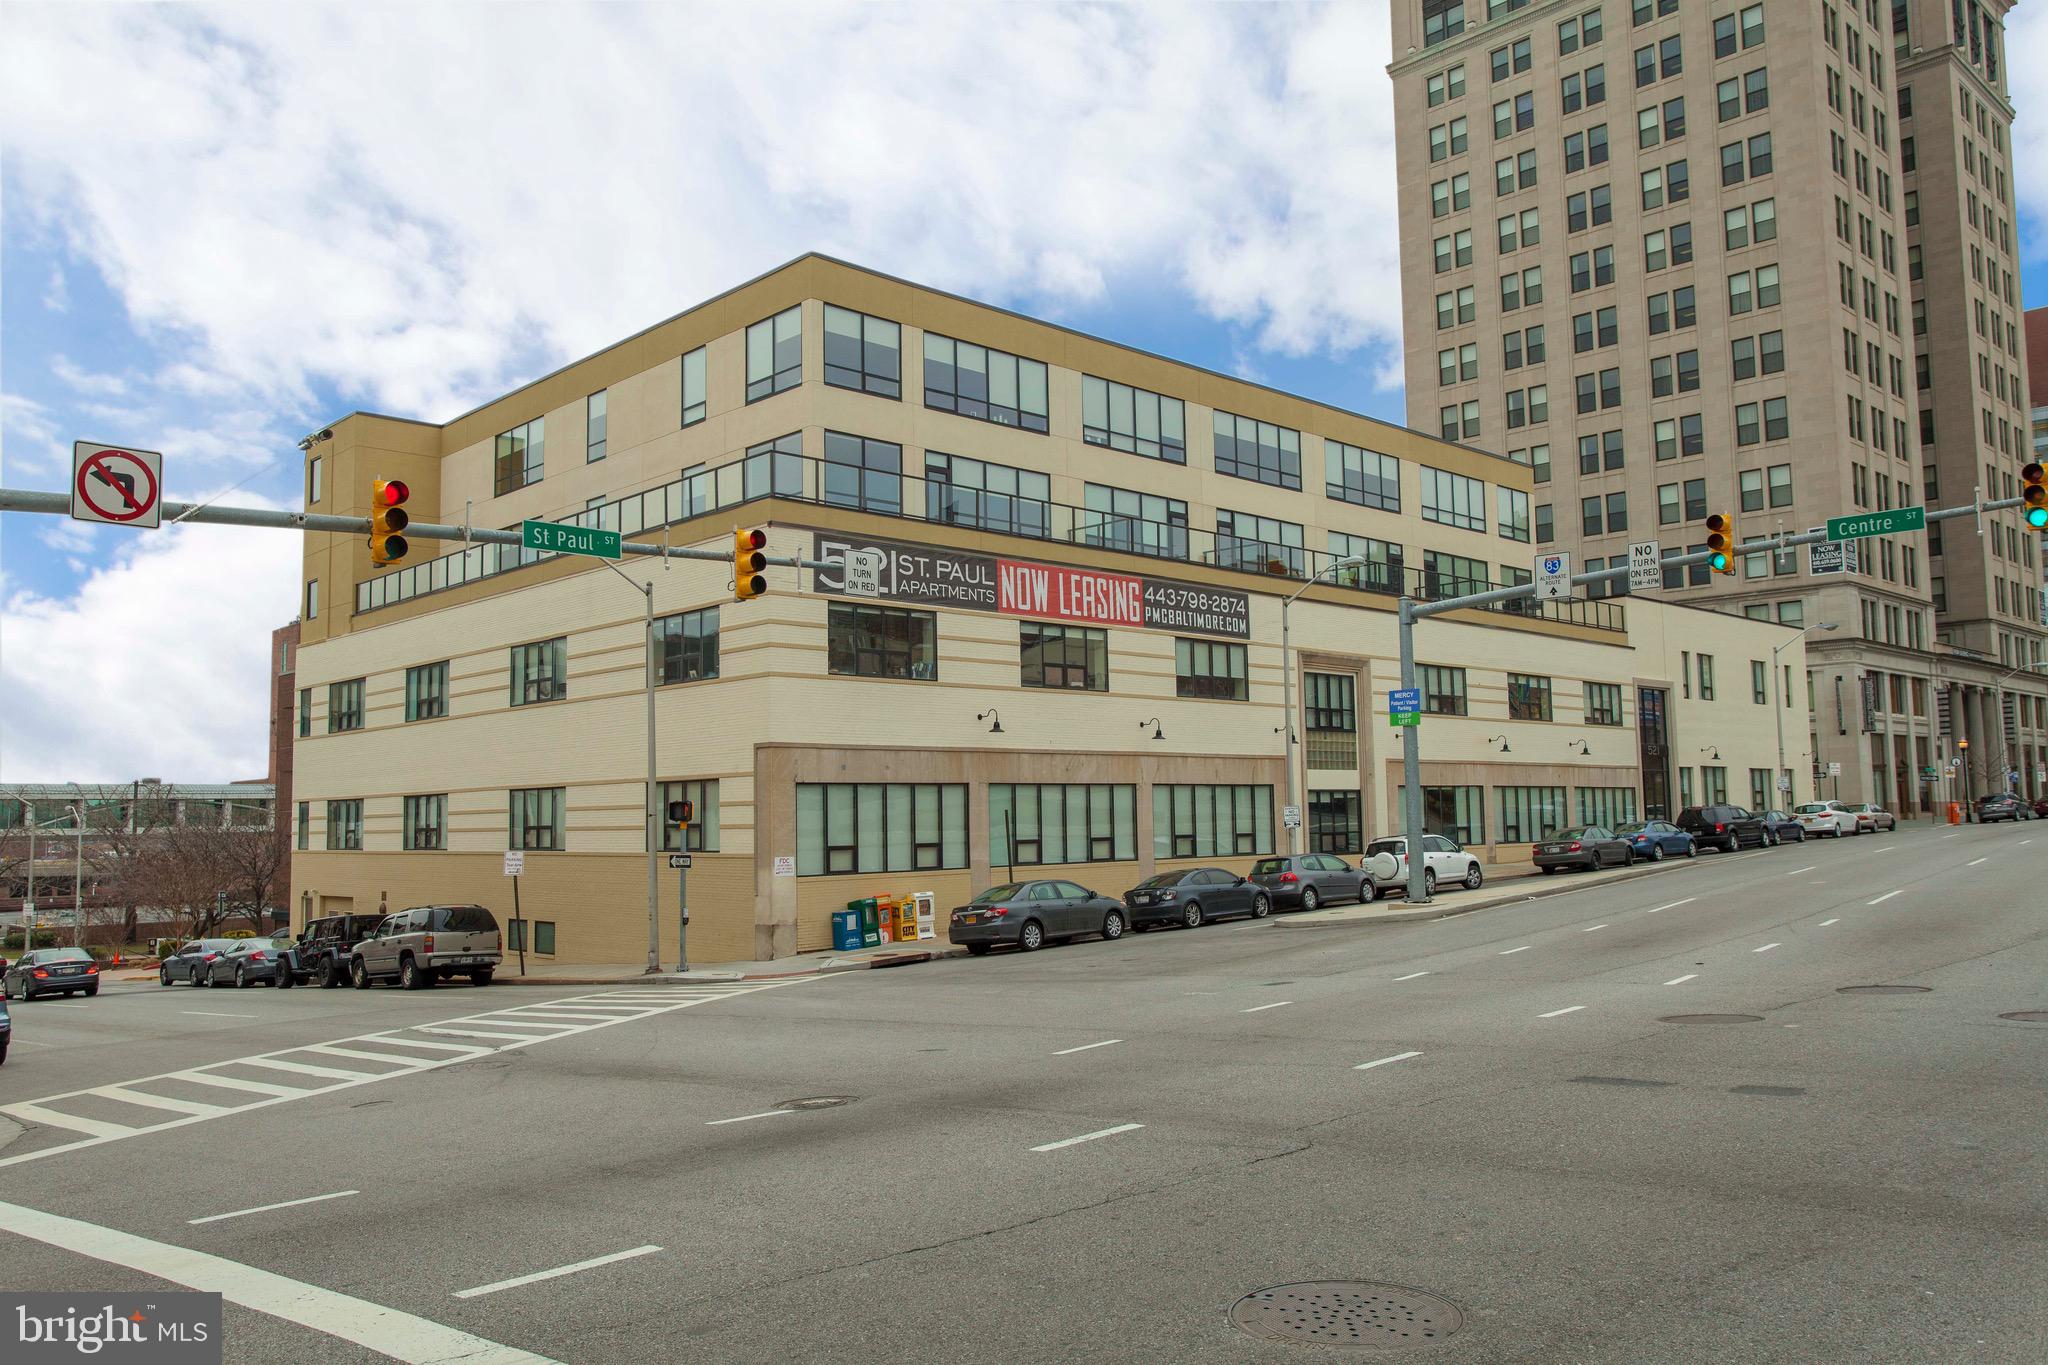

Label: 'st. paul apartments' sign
[810,530,1250,639]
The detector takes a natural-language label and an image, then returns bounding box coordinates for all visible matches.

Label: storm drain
[1228,1282,1463,1350]
[778,1096,856,1111]
[1658,1013,1763,1024]
[1836,985,1932,995]
[1998,1011,2048,1023]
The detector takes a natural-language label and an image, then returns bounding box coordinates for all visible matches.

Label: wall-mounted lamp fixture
[1139,717,1165,741]
[1699,745,1721,761]
[1486,734,1511,753]
[1567,739,1591,756]
[976,709,1004,735]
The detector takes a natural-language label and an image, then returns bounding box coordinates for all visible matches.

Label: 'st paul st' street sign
[522,519,622,560]
[1824,506,1926,541]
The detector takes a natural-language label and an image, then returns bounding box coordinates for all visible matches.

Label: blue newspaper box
[831,908,863,952]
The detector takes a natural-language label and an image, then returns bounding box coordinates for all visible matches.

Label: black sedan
[1759,809,1807,843]
[159,938,245,986]
[205,937,287,988]
[949,880,1128,955]
[2,947,102,1000]
[1532,825,1634,873]
[1123,867,1271,930]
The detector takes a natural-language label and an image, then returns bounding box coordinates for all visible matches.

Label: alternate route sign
[522,519,621,560]
[1535,551,1572,601]
[1825,507,1925,541]
[71,441,163,528]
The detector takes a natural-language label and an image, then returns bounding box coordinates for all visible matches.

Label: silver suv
[350,904,501,989]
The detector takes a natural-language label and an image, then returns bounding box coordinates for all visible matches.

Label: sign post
[1282,805,1302,831]
[1389,687,1422,729]
[503,850,526,976]
[71,442,163,529]
[1626,541,1663,593]
[1535,551,1572,601]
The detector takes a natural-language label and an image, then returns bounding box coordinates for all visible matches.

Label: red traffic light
[374,478,409,507]
[371,478,411,565]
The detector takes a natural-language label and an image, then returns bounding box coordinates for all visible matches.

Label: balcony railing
[356,449,1625,632]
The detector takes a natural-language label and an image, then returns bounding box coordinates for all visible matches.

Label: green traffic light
[2029,507,2048,529]
[1709,552,1729,571]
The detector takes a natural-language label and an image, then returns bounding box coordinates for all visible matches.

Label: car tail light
[985,906,1008,918]
[1157,891,1176,901]
[1713,823,1726,833]
[248,952,265,963]
[423,935,436,953]
[1567,842,1582,852]
[32,969,48,979]
[85,963,99,974]
[1280,871,1298,883]
[495,932,502,952]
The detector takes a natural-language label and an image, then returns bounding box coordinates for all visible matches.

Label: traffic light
[370,478,410,566]
[667,798,694,828]
[2023,460,2047,530]
[1705,512,1736,574]
[733,526,768,600]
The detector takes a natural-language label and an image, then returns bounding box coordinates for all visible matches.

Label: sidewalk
[1273,857,1693,928]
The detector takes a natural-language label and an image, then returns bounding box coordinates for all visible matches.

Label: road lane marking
[88,1087,228,1119]
[1940,833,1961,839]
[3,1102,135,1140]
[1872,846,1895,852]
[1818,918,1840,927]
[1646,898,1695,914]
[1538,1005,1587,1018]
[1032,1123,1144,1152]
[1053,1039,1124,1055]
[1663,974,1697,985]
[1753,943,1782,953]
[705,1109,794,1126]
[0,1199,558,1364]
[189,1190,359,1225]
[237,1056,373,1081]
[170,1070,304,1098]
[1353,1051,1424,1071]
[2021,839,2034,846]
[1967,857,1988,867]
[38,1003,91,1010]
[1499,946,1531,955]
[1240,1002,1292,1013]
[1867,890,1904,905]
[181,1011,259,1019]
[453,1245,663,1300]
[1582,924,1609,933]
[1734,851,1768,860]
[1392,971,1431,981]
[1785,866,1817,877]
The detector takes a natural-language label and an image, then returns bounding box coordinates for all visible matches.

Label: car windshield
[972,884,1025,904]
[1136,872,1186,889]
[1365,840,1403,858]
[430,906,497,933]
[41,947,92,963]
[1615,822,1648,835]
[1553,827,1593,840]
[1251,859,1289,875]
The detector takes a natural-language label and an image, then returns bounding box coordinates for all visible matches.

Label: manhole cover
[1658,1013,1763,1024]
[1836,985,1931,995]
[1228,1281,1463,1350]
[778,1096,856,1111]
[1998,1011,2048,1023]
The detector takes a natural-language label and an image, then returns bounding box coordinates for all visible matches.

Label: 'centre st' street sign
[1824,507,1925,541]
[523,519,622,560]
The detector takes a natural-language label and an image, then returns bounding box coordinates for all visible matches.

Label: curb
[1270,860,1693,929]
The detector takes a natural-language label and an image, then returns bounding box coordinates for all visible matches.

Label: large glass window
[828,604,937,680]
[822,305,901,398]
[796,783,968,875]
[296,801,309,851]
[1577,787,1637,827]
[1497,487,1531,542]
[1326,441,1400,511]
[1420,466,1486,531]
[1422,551,1488,600]
[923,333,1049,431]
[510,638,568,706]
[743,432,806,501]
[745,306,802,402]
[989,784,1136,866]
[325,799,362,851]
[681,345,707,426]
[1420,665,1468,716]
[327,678,365,733]
[298,687,310,737]
[925,452,1050,537]
[656,779,720,852]
[509,787,565,851]
[1305,673,1357,770]
[586,390,607,462]
[1175,638,1248,701]
[1082,484,1188,560]
[1082,376,1185,462]
[403,795,446,851]
[823,431,903,515]
[1021,622,1108,691]
[1307,790,1363,855]
[1508,673,1552,721]
[1215,509,1305,575]
[494,417,545,496]
[1497,786,1567,842]
[404,663,447,722]
[656,607,719,684]
[1152,785,1274,858]
[1585,681,1625,726]
[1414,785,1484,845]
[1212,411,1302,490]
[1328,531,1405,594]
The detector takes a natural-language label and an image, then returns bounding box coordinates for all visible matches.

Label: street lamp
[1774,622,1836,806]
[1280,555,1368,854]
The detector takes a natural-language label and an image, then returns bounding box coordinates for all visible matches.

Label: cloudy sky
[4,1,2048,783]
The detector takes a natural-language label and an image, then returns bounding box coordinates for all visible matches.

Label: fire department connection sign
[811,531,1251,638]
[71,441,163,528]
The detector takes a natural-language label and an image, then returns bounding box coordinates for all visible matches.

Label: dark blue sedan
[1614,820,1695,862]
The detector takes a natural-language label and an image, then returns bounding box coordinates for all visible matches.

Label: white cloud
[43,267,68,313]
[1,392,69,478]
[49,354,129,398]
[0,514,298,783]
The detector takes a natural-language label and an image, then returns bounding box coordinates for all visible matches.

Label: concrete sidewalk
[1273,856,1697,928]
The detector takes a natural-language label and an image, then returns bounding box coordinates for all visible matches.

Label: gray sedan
[1247,854,1373,910]
[205,936,286,988]
[1123,867,1270,929]
[949,881,1128,955]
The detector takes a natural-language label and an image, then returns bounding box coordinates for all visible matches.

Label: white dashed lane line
[1867,890,1904,905]
[1240,1002,1291,1014]
[1646,898,1694,914]
[1785,866,1817,877]
[1499,946,1532,956]
[1940,833,1962,840]
[1538,1005,1586,1018]
[182,1011,259,1020]
[1031,1123,1144,1153]
[453,1246,663,1300]
[1663,974,1697,985]
[705,1110,794,1127]
[1753,943,1782,953]
[1818,918,1840,926]
[1354,1051,1424,1072]
[1052,1039,1122,1056]
[1582,924,1609,933]
[1967,857,1989,867]
[1393,971,1431,981]
[189,1190,359,1226]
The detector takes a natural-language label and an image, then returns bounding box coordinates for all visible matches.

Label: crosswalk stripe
[303,1044,436,1067]
[350,1036,488,1055]
[172,1071,305,1098]
[4,1102,137,1140]
[236,1057,375,1081]
[416,1026,552,1043]
[86,1088,230,1118]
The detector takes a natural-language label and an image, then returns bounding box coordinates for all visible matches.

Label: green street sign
[1825,507,1925,541]
[1389,711,1421,728]
[522,519,621,560]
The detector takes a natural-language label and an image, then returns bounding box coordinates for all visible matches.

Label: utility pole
[594,556,662,975]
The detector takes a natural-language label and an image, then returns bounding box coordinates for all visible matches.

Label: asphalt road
[1,819,2042,1363]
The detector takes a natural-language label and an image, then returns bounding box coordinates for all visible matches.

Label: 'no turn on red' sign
[71,441,163,528]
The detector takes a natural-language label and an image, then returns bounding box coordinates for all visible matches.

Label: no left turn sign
[71,441,163,528]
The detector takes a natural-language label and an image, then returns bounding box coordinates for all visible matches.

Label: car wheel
[197,968,213,988]
[1685,842,1697,858]
[1358,879,1377,905]
[350,958,371,990]
[400,957,429,990]
[1649,844,1665,862]
[1300,886,1321,912]
[0,1041,8,1065]
[159,968,172,987]
[85,983,98,997]
[1621,848,1634,867]
[1463,863,1483,890]
[1541,866,1555,875]
[966,943,991,956]
[470,970,493,986]
[1725,835,1739,853]
[1182,902,1204,930]
[1423,869,1437,896]
[235,966,249,988]
[321,959,343,989]
[1101,909,1126,941]
[276,969,293,989]
[1251,894,1272,918]
[1018,920,1044,952]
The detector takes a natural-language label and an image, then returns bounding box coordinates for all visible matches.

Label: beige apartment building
[289,256,1808,966]
[1389,0,2045,810]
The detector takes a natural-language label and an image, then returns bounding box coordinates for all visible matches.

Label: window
[656,780,720,852]
[742,432,805,502]
[1420,467,1485,531]
[493,417,545,495]
[1420,665,1468,716]
[1423,550,1487,600]
[586,389,607,462]
[1021,622,1108,691]
[924,333,1049,432]
[1325,441,1400,512]
[296,802,309,851]
[1408,786,1484,846]
[745,306,802,402]
[403,795,446,851]
[1498,786,1567,843]
[307,455,322,505]
[656,607,719,684]
[404,662,447,721]
[1305,672,1357,736]
[1217,509,1305,575]
[1423,1,1466,49]
[1153,785,1274,859]
[926,451,1050,537]
[1697,653,1716,700]
[990,784,1136,865]
[1751,659,1768,705]
[1307,791,1363,856]
[327,678,364,733]
[325,799,362,851]
[1585,681,1624,726]
[510,637,568,705]
[1767,463,1791,507]
[1508,672,1552,721]
[1213,411,1302,489]
[1082,484,1188,559]
[1328,532,1405,593]
[822,431,903,515]
[297,687,311,738]
[680,345,707,426]
[822,305,901,398]
[1498,487,1531,542]
[828,603,937,680]
[1490,36,1532,79]
[509,787,565,851]
[304,578,318,620]
[1082,376,1186,462]
[1577,787,1637,828]
[1436,285,1476,327]
[1176,639,1248,701]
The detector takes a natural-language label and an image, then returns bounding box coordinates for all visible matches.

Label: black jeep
[276,913,387,989]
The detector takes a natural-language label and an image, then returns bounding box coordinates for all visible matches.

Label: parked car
[159,938,244,986]
[1976,793,2028,823]
[350,905,503,988]
[1758,810,1808,844]
[3,947,101,1000]
[206,937,285,988]
[1676,805,1770,852]
[2032,797,2048,820]
[1844,802,1897,832]
[1532,825,1634,873]
[1248,854,1375,911]
[1361,835,1482,898]
[1614,819,1696,861]
[0,995,10,1065]
[276,913,387,988]
[948,881,1128,955]
[1123,867,1270,930]
[1793,801,1859,838]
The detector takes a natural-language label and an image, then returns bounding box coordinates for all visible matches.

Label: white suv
[1363,835,1482,897]
[1793,801,1859,838]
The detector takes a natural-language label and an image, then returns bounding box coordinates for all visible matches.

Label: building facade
[268,620,301,878]
[1389,0,2043,810]
[289,255,1810,966]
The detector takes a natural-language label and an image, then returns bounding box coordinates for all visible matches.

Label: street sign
[772,855,796,878]
[1626,540,1663,592]
[1826,761,1841,777]
[1806,535,1857,576]
[503,850,525,877]
[1777,776,1793,792]
[1282,805,1301,830]
[668,853,693,870]
[522,519,621,560]
[1921,766,1939,780]
[1390,710,1421,728]
[1535,551,1572,601]
[840,549,886,598]
[1389,687,1422,728]
[71,441,163,528]
[1826,507,1925,540]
